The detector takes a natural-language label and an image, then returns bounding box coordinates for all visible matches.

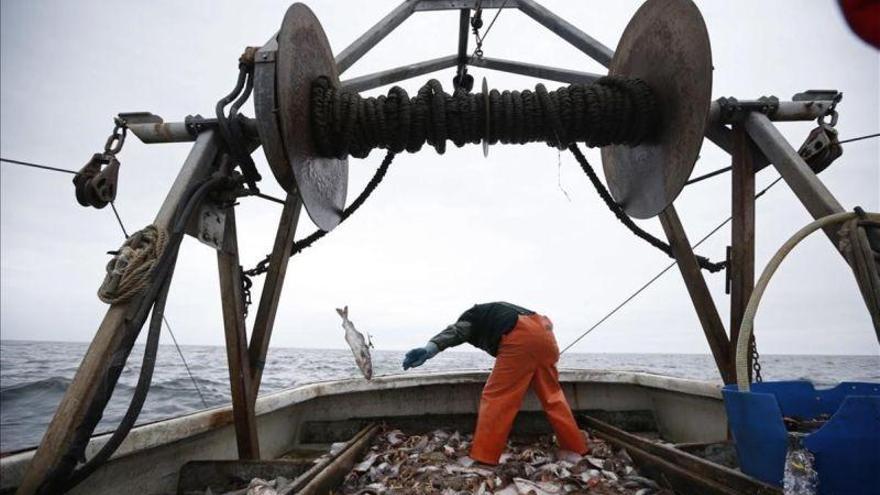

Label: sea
[1,339,878,453]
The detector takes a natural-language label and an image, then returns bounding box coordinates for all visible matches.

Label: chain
[818,92,842,128]
[750,335,762,382]
[568,145,728,272]
[240,269,254,319]
[104,117,128,156]
[240,254,271,315]
[471,6,484,58]
[469,0,508,61]
[74,117,129,209]
[240,151,396,285]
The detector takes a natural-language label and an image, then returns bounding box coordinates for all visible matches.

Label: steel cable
[560,175,784,354]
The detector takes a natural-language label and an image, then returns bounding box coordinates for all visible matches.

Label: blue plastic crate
[722,381,880,494]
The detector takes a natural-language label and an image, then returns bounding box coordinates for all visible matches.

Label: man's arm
[428,320,474,351]
[402,320,474,370]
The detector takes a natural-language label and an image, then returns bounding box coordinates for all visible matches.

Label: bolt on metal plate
[185,202,227,251]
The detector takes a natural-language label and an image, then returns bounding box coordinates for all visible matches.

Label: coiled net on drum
[311,76,660,159]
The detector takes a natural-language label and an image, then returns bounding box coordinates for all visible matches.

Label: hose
[735,210,880,391]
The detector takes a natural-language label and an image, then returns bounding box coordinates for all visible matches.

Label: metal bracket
[792,89,842,103]
[186,201,228,251]
[716,96,780,124]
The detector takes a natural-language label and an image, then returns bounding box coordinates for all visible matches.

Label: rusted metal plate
[276,3,348,231]
[601,0,712,219]
[254,36,293,193]
[185,200,227,252]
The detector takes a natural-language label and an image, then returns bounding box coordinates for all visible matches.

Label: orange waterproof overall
[470,314,587,464]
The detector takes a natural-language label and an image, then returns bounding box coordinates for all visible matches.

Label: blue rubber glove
[402,342,439,370]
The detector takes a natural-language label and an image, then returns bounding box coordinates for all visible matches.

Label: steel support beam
[455,9,470,79]
[415,0,518,11]
[217,207,261,460]
[470,56,601,84]
[17,131,221,495]
[659,205,734,384]
[127,118,259,144]
[340,54,459,92]
[729,126,757,381]
[335,0,417,75]
[248,194,303,397]
[708,99,835,125]
[744,112,845,240]
[517,0,613,68]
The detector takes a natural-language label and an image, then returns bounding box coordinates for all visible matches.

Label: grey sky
[1,0,878,356]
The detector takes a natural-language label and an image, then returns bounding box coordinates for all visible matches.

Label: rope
[686,165,732,186]
[98,225,168,304]
[568,144,728,273]
[294,150,395,254]
[684,130,880,187]
[838,132,880,145]
[310,76,659,159]
[105,193,210,411]
[161,315,210,409]
[0,156,208,409]
[735,210,880,391]
[243,151,396,281]
[110,202,129,238]
[560,175,784,354]
[0,157,79,175]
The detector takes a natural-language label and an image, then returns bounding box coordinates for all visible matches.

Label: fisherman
[402,301,588,465]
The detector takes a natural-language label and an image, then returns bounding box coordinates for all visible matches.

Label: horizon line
[1,338,878,358]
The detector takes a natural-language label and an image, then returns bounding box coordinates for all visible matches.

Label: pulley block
[798,124,843,175]
[73,153,120,209]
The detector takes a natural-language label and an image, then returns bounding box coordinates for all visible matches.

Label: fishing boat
[1,0,878,494]
[1,370,742,494]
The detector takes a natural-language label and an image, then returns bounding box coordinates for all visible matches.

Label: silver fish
[336,306,373,380]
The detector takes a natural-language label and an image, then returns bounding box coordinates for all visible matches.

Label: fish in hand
[336,306,373,380]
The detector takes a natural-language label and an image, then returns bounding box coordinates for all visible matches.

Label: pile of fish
[333,428,671,495]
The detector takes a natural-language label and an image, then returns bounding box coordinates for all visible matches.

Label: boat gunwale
[0,368,721,488]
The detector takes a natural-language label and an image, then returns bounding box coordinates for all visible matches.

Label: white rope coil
[98,225,168,305]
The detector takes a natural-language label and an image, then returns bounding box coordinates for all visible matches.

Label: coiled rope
[98,225,168,304]
[311,76,660,159]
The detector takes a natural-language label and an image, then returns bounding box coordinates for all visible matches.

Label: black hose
[36,176,226,494]
[59,255,175,492]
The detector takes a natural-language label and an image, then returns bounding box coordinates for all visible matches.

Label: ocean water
[0,339,877,453]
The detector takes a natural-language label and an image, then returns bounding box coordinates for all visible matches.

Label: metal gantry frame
[16,1,877,493]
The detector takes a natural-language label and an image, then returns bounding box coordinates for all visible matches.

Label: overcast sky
[1,0,878,356]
